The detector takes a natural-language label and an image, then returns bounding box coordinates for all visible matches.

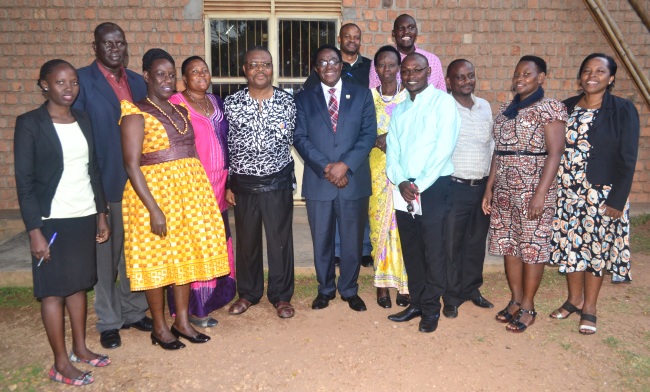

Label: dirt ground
[1,252,649,392]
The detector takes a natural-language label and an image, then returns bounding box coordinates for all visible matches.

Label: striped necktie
[328,88,338,132]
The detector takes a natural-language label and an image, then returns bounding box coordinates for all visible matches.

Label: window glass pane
[210,20,269,78]
[278,20,336,78]
[211,83,248,100]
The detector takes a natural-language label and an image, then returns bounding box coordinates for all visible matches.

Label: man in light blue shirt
[385,53,460,333]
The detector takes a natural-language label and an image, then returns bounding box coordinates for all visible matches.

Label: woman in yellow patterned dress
[369,46,409,308]
[120,49,229,350]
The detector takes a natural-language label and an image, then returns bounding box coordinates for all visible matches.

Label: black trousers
[395,176,452,317]
[233,189,294,305]
[443,181,491,306]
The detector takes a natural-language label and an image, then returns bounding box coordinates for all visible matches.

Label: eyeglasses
[316,59,341,68]
[377,64,398,70]
[246,62,272,70]
[400,67,428,76]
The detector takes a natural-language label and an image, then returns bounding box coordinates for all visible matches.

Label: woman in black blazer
[14,59,110,386]
[549,53,640,335]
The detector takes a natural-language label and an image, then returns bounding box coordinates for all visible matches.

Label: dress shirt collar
[321,78,343,103]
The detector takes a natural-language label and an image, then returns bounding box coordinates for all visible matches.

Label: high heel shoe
[150,332,186,350]
[376,288,392,308]
[170,326,210,343]
[395,293,410,307]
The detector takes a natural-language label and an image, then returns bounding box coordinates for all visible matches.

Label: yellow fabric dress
[120,100,229,291]
[369,88,409,294]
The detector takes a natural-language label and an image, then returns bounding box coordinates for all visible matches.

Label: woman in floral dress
[369,46,409,308]
[549,53,639,334]
[482,55,567,333]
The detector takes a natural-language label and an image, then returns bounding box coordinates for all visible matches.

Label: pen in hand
[37,232,58,267]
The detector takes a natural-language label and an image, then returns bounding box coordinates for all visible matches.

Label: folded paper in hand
[392,188,422,217]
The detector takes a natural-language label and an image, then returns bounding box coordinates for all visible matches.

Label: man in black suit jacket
[73,22,150,349]
[294,44,377,312]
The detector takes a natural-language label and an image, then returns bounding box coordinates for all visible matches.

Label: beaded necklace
[146,97,189,135]
[378,81,401,103]
[185,90,212,117]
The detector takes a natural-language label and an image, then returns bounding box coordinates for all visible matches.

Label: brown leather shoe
[274,301,295,318]
[228,298,253,315]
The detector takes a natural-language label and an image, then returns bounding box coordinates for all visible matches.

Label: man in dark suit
[73,22,151,349]
[294,44,377,312]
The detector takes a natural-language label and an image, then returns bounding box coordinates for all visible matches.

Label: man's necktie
[328,88,338,132]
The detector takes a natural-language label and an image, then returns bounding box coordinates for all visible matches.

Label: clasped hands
[324,162,349,188]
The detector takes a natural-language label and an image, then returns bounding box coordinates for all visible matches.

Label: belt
[494,150,547,156]
[450,176,488,186]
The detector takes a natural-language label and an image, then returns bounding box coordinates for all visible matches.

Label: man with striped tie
[294,44,377,312]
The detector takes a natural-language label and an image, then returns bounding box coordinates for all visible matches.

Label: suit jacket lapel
[90,62,121,111]
[36,104,63,161]
[72,109,94,159]
[312,84,335,133]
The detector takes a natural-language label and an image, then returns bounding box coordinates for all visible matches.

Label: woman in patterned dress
[549,53,639,334]
[482,55,567,333]
[120,49,230,350]
[167,56,236,328]
[369,45,409,308]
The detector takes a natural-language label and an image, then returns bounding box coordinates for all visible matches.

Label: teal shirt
[386,85,460,192]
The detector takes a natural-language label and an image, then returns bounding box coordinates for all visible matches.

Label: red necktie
[328,88,338,132]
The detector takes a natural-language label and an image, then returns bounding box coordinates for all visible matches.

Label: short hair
[578,53,617,90]
[142,48,175,72]
[373,45,402,66]
[446,59,472,77]
[393,14,416,30]
[312,44,342,66]
[518,55,546,74]
[181,55,206,76]
[244,46,272,63]
[37,59,75,90]
[93,22,124,42]
[402,52,428,68]
[339,23,361,35]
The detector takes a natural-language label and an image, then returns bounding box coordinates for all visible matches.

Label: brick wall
[0,0,648,209]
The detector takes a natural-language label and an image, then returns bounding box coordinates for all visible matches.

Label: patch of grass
[0,364,48,392]
[631,213,650,227]
[603,336,620,348]
[293,273,374,300]
[0,287,36,308]
[560,342,572,350]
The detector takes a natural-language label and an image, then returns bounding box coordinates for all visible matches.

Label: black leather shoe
[376,288,391,309]
[100,329,121,349]
[361,255,374,267]
[395,293,410,307]
[419,315,439,333]
[443,305,459,319]
[312,293,335,310]
[471,295,495,309]
[150,332,185,350]
[122,316,154,332]
[334,257,340,266]
[388,306,422,322]
[342,294,367,311]
[170,326,210,343]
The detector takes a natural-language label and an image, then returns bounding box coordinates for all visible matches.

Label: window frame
[204,14,340,88]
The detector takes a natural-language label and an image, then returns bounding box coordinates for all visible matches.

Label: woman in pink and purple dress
[167,56,235,327]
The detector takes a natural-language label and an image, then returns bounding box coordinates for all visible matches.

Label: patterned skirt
[123,157,230,291]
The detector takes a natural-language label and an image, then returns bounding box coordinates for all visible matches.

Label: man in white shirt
[442,59,495,319]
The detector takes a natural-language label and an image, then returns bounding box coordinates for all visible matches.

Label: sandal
[49,366,94,386]
[496,300,521,323]
[549,300,582,319]
[579,313,597,335]
[506,308,537,333]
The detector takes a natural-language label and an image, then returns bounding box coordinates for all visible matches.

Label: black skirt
[32,215,97,298]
